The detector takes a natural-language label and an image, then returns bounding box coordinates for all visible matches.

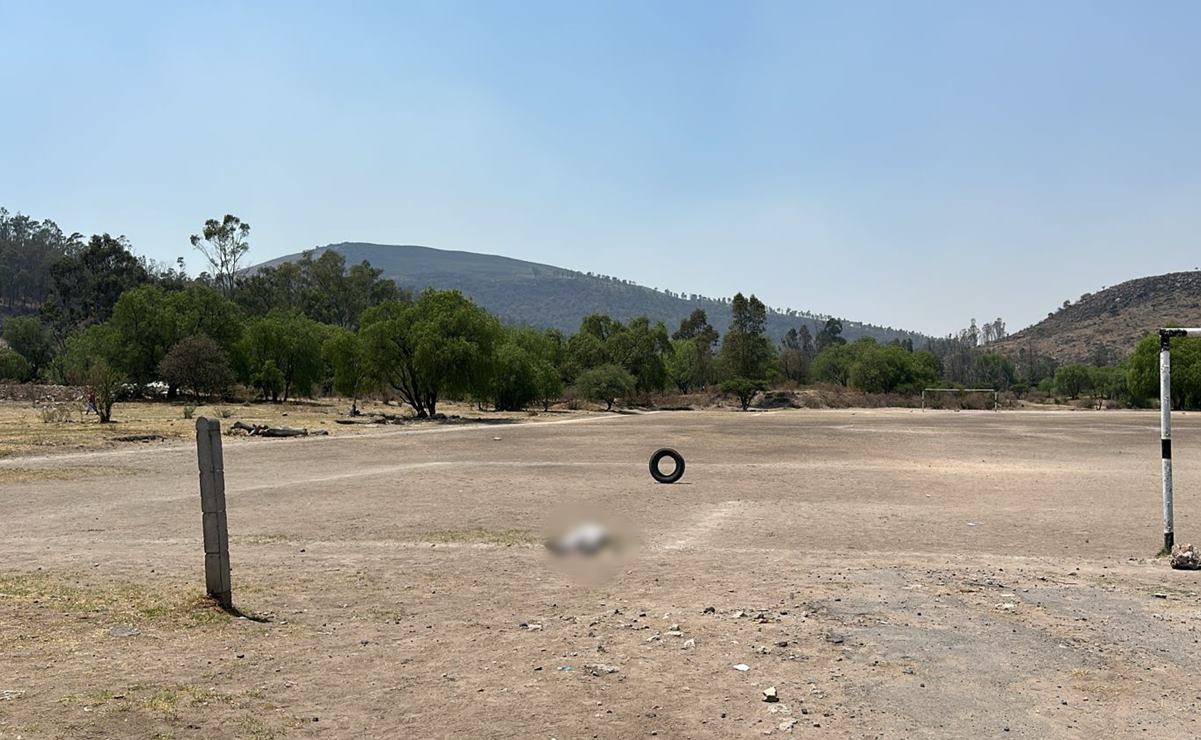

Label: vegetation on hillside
[4,205,1200,416]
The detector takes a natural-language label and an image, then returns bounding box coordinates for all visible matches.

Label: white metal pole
[1160,335,1174,552]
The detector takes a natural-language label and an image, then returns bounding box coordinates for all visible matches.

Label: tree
[500,328,563,411]
[107,284,178,390]
[665,339,705,393]
[1,316,53,378]
[1053,363,1093,400]
[158,336,235,400]
[812,344,855,386]
[238,313,325,401]
[815,318,846,352]
[606,316,671,393]
[322,328,374,415]
[0,347,31,381]
[360,290,499,417]
[0,208,78,311]
[779,328,809,384]
[720,377,767,411]
[719,293,775,382]
[41,234,148,339]
[796,324,816,360]
[1128,333,1201,410]
[191,214,251,296]
[491,340,539,411]
[576,364,635,411]
[86,359,124,423]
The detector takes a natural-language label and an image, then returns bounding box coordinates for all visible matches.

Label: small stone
[682,638,696,649]
[762,686,779,703]
[703,606,716,614]
[824,633,844,645]
[108,625,140,638]
[733,663,750,672]
[779,718,797,732]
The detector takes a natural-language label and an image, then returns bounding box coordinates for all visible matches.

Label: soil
[2,408,1200,738]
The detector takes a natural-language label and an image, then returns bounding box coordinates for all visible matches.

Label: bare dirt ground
[3,408,1201,738]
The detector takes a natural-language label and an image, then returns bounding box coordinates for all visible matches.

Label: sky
[2,1,1200,336]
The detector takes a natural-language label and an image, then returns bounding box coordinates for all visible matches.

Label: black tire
[649,448,685,484]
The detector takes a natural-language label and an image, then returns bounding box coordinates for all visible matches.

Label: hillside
[994,270,1201,363]
[258,243,928,344]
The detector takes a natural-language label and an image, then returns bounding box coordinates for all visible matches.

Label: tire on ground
[649,448,685,484]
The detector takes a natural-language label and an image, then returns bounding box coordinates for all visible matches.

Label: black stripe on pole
[1163,439,1173,460]
[1166,531,1175,550]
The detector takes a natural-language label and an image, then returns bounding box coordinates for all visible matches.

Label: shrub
[0,347,31,382]
[160,336,235,400]
[575,364,635,411]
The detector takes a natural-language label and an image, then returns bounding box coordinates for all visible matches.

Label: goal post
[921,388,999,411]
[1159,328,1201,551]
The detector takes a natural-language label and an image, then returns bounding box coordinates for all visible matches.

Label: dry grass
[0,571,228,627]
[0,397,537,459]
[0,465,134,484]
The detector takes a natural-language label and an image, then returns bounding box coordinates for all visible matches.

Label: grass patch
[423,527,539,546]
[0,572,227,626]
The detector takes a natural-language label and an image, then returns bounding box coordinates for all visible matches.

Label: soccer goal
[920,388,999,411]
[1158,328,1201,550]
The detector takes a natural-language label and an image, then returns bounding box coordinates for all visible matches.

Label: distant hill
[994,270,1201,363]
[256,242,929,344]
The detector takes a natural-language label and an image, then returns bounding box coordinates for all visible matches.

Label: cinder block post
[196,417,232,608]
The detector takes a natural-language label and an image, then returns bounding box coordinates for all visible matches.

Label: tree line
[4,206,1198,415]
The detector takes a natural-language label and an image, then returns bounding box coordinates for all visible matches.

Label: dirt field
[3,408,1201,738]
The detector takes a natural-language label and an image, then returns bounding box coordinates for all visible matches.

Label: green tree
[720,377,767,411]
[1053,363,1093,400]
[238,313,325,401]
[1,316,53,378]
[41,234,148,339]
[191,214,251,296]
[1128,333,1201,409]
[158,335,235,400]
[576,363,635,411]
[812,343,855,386]
[607,316,671,393]
[0,347,31,381]
[322,328,374,415]
[720,293,775,381]
[665,339,705,393]
[815,318,846,352]
[360,290,500,417]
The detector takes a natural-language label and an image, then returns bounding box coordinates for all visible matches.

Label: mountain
[257,242,928,344]
[993,270,1201,363]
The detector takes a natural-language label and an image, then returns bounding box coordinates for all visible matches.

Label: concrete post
[196,417,232,608]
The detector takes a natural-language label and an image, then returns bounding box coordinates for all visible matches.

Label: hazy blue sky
[3,1,1199,335]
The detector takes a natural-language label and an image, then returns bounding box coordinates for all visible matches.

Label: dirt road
[3,409,1200,737]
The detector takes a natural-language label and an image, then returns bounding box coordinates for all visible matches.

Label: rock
[108,625,140,637]
[585,663,620,676]
[779,718,797,732]
[682,638,696,649]
[703,606,716,614]
[733,663,750,672]
[762,686,779,703]
[664,630,684,637]
[1171,543,1201,570]
[824,633,844,645]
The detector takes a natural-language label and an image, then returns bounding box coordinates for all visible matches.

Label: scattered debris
[584,663,620,676]
[0,690,23,701]
[762,686,779,703]
[112,434,164,443]
[1170,543,1201,570]
[230,421,327,437]
[995,602,1017,611]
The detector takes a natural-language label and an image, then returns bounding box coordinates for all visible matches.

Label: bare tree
[190,214,250,296]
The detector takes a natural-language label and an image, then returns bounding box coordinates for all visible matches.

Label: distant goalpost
[1158,328,1201,551]
[920,388,999,411]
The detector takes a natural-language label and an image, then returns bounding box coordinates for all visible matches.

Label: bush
[575,364,635,411]
[159,335,235,400]
[0,347,31,382]
[720,377,767,411]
